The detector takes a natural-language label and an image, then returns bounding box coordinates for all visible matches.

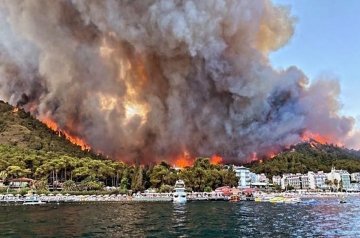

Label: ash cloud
[0,0,358,162]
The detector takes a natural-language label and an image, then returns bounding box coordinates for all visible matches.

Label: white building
[250,173,269,184]
[351,172,360,182]
[257,173,269,184]
[327,167,351,191]
[308,171,327,190]
[281,173,302,190]
[234,166,251,188]
[301,174,310,189]
[272,176,281,186]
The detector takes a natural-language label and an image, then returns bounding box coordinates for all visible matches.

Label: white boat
[173,180,187,203]
[23,196,46,205]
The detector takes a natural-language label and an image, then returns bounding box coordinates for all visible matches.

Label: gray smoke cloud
[0,0,358,163]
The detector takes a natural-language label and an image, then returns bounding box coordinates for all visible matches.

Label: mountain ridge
[248,139,360,176]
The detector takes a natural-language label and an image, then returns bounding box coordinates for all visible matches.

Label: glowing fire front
[174,152,224,168]
[41,117,90,150]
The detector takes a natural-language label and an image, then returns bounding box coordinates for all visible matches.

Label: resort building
[234,166,251,188]
[327,167,351,191]
[272,176,281,186]
[300,174,310,189]
[351,172,360,182]
[250,173,269,184]
[340,172,351,190]
[308,171,327,190]
[281,173,302,190]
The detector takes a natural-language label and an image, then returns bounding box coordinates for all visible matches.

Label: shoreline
[1,191,358,205]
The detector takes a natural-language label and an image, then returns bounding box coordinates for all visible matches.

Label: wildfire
[250,152,258,161]
[41,117,90,150]
[210,154,223,165]
[12,107,19,113]
[174,151,193,168]
[301,131,342,146]
[266,150,277,159]
[124,102,148,123]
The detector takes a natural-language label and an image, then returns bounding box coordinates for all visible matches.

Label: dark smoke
[0,0,359,163]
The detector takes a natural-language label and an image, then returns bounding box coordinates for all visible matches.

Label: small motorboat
[229,195,240,202]
[339,195,347,204]
[23,200,46,205]
[23,196,46,205]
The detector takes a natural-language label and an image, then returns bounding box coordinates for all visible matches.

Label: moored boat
[173,180,187,203]
[229,195,240,202]
[23,200,46,205]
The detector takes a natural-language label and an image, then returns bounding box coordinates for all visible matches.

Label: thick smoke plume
[0,0,359,163]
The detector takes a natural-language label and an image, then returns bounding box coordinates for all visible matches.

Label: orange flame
[250,152,258,162]
[301,131,342,146]
[174,151,193,168]
[42,118,59,131]
[210,154,223,165]
[12,107,19,113]
[41,117,90,150]
[266,150,277,159]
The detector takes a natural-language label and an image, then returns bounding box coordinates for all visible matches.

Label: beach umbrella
[49,193,54,196]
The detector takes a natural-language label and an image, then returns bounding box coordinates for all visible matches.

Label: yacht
[173,180,187,203]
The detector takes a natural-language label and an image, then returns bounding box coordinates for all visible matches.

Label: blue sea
[1,197,360,237]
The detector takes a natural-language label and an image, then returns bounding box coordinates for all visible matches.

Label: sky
[270,0,360,123]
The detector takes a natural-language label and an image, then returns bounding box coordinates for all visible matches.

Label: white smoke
[0,0,358,162]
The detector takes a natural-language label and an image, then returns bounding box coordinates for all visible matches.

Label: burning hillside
[0,0,359,164]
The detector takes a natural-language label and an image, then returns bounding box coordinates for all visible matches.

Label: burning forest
[0,0,359,164]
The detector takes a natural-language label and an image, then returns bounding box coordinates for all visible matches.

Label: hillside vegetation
[0,101,237,192]
[0,100,101,159]
[248,140,360,177]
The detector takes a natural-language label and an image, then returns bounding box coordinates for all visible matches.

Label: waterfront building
[272,176,281,186]
[348,183,360,192]
[257,173,269,183]
[250,173,269,185]
[308,171,327,190]
[249,172,258,184]
[351,172,360,182]
[340,171,351,190]
[234,166,251,188]
[282,173,302,190]
[327,167,351,191]
[300,174,310,189]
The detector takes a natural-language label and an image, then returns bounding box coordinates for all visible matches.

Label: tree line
[248,142,360,177]
[0,144,238,193]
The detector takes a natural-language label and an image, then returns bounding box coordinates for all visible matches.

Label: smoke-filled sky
[0,0,359,164]
[271,0,360,122]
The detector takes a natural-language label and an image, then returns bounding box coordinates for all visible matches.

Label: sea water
[1,197,360,237]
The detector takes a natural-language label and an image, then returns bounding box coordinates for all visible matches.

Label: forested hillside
[0,101,238,192]
[0,100,101,159]
[248,140,360,177]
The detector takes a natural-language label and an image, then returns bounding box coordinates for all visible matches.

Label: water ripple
[1,198,360,237]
